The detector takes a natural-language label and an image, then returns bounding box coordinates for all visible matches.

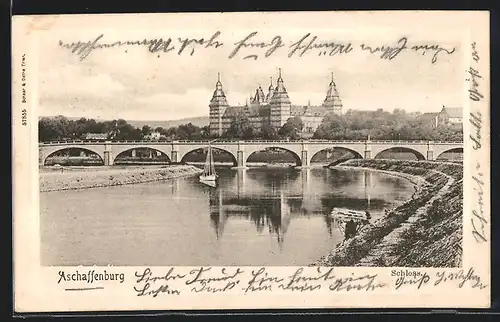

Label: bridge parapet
[40,139,464,146]
[39,139,463,166]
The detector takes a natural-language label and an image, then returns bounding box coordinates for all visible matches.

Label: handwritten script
[467,41,488,244]
[132,267,387,297]
[393,267,488,290]
[131,266,489,298]
[59,32,456,64]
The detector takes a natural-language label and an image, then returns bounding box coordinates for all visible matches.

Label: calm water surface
[41,167,414,266]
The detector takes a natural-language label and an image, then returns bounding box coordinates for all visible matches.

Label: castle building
[209,69,343,137]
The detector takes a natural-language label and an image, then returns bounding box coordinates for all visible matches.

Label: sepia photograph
[12,11,490,311]
[38,31,463,268]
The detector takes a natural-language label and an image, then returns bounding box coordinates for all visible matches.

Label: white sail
[203,146,211,176]
[200,143,217,185]
[209,146,216,176]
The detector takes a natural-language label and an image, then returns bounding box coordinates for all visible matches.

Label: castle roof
[291,105,328,117]
[269,68,291,106]
[210,73,229,107]
[222,106,246,118]
[251,86,266,104]
[211,70,343,122]
[323,72,343,110]
[246,104,271,117]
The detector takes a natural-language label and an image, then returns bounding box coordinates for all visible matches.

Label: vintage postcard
[12,11,490,312]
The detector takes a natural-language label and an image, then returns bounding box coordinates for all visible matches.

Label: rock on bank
[40,165,202,192]
[315,159,463,268]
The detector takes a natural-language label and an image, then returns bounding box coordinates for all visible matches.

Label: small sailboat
[199,143,218,187]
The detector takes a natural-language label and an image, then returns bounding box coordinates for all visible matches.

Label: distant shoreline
[335,164,429,188]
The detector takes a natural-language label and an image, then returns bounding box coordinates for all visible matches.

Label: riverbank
[39,165,202,192]
[315,159,463,267]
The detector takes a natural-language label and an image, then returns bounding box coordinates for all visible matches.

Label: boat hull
[200,176,217,188]
[199,175,217,181]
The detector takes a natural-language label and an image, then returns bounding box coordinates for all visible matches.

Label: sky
[36,14,466,122]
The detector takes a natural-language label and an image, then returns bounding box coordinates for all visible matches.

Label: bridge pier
[299,150,310,169]
[170,141,179,163]
[426,141,434,160]
[364,140,372,159]
[170,151,178,163]
[103,142,113,165]
[232,141,247,169]
[103,151,113,166]
[295,141,310,169]
[234,150,247,169]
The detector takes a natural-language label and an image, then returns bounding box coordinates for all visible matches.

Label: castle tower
[265,77,274,102]
[269,69,291,128]
[251,85,266,104]
[209,73,229,136]
[323,72,343,115]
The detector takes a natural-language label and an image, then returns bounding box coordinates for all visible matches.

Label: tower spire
[266,77,275,102]
[210,72,229,137]
[323,73,342,115]
[215,72,223,89]
[275,68,286,91]
[269,68,291,128]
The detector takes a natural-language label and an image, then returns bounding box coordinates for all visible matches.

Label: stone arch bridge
[39,140,463,168]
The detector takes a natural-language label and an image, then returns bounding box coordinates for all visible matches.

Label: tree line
[38,116,210,142]
[39,109,462,142]
[218,108,462,141]
[313,109,463,141]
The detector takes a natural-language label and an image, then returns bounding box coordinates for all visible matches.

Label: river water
[40,167,415,266]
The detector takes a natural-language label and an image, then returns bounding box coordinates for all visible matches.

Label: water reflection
[209,185,291,247]
[41,167,416,266]
[203,168,394,248]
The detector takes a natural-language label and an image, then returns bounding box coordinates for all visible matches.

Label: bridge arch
[180,147,238,167]
[113,147,171,164]
[246,147,302,167]
[42,147,105,166]
[436,147,463,160]
[309,147,363,166]
[374,147,426,161]
[111,144,172,162]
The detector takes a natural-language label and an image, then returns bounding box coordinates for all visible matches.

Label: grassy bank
[315,159,463,267]
[39,165,202,192]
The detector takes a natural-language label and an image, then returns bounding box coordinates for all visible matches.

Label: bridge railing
[39,139,464,145]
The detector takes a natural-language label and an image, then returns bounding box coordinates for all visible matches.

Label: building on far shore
[209,69,343,137]
[82,133,108,140]
[143,131,163,141]
[420,106,463,128]
[437,106,463,126]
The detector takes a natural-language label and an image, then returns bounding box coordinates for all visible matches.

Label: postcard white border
[12,11,490,312]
